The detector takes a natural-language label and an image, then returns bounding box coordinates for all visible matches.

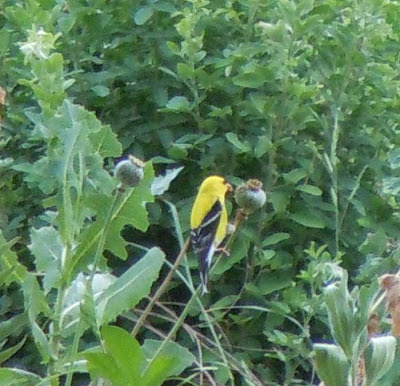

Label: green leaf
[314,343,350,386]
[176,63,193,79]
[142,355,178,386]
[134,6,154,25]
[296,184,322,196]
[359,229,387,255]
[365,336,396,385]
[91,85,110,97]
[22,274,52,363]
[212,237,250,276]
[105,162,155,259]
[382,176,400,196]
[254,136,272,158]
[102,325,144,381]
[165,96,190,111]
[232,72,266,88]
[0,231,27,284]
[290,210,325,228]
[269,191,290,213]
[0,336,27,365]
[253,271,292,295]
[0,314,27,341]
[259,249,276,265]
[29,226,62,293]
[0,368,42,384]
[262,232,290,247]
[142,340,196,377]
[225,132,251,153]
[85,352,123,384]
[151,167,184,196]
[283,168,308,184]
[323,272,370,360]
[98,247,165,324]
[388,148,400,169]
[37,101,121,245]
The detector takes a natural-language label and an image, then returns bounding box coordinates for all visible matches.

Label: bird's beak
[226,183,233,192]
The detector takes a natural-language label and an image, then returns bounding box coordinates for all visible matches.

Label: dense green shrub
[1,0,400,385]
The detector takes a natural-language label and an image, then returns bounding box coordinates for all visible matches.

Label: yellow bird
[190,176,232,294]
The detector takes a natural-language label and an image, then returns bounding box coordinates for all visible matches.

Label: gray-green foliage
[1,0,400,384]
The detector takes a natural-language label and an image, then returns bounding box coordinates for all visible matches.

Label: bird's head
[198,175,233,196]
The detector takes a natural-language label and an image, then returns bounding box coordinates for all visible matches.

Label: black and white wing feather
[190,200,222,293]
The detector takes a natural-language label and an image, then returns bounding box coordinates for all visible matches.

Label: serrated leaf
[106,162,155,259]
[98,247,164,324]
[0,314,27,341]
[296,184,322,196]
[151,167,184,196]
[36,101,121,245]
[134,6,154,25]
[262,232,290,247]
[22,275,53,363]
[29,226,62,293]
[0,231,27,284]
[0,368,42,384]
[22,274,50,319]
[0,336,27,365]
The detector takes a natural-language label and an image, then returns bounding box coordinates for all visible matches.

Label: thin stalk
[331,109,340,254]
[131,238,190,338]
[143,210,248,384]
[63,189,122,386]
[339,164,368,231]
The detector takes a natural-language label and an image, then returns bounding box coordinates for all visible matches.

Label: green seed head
[114,155,145,187]
[234,179,267,214]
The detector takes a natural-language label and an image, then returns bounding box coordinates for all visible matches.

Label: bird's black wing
[190,199,222,293]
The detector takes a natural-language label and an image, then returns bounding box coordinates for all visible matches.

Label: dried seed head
[114,155,145,188]
[379,274,400,337]
[234,179,267,214]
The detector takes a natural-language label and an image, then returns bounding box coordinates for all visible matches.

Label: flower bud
[234,179,266,214]
[114,155,145,188]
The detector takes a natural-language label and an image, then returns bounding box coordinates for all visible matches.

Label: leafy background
[1,0,400,385]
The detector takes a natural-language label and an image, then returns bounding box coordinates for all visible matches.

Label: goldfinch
[190,176,233,294]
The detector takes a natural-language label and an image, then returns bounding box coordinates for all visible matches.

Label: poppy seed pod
[234,179,266,214]
[114,155,145,187]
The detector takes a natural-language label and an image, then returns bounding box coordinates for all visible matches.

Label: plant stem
[131,238,190,338]
[143,209,248,384]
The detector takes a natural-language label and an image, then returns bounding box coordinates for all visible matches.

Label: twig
[131,237,190,338]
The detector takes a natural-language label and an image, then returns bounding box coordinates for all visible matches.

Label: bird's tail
[200,271,209,295]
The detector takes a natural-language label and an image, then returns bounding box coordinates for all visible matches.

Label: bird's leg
[216,246,230,256]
